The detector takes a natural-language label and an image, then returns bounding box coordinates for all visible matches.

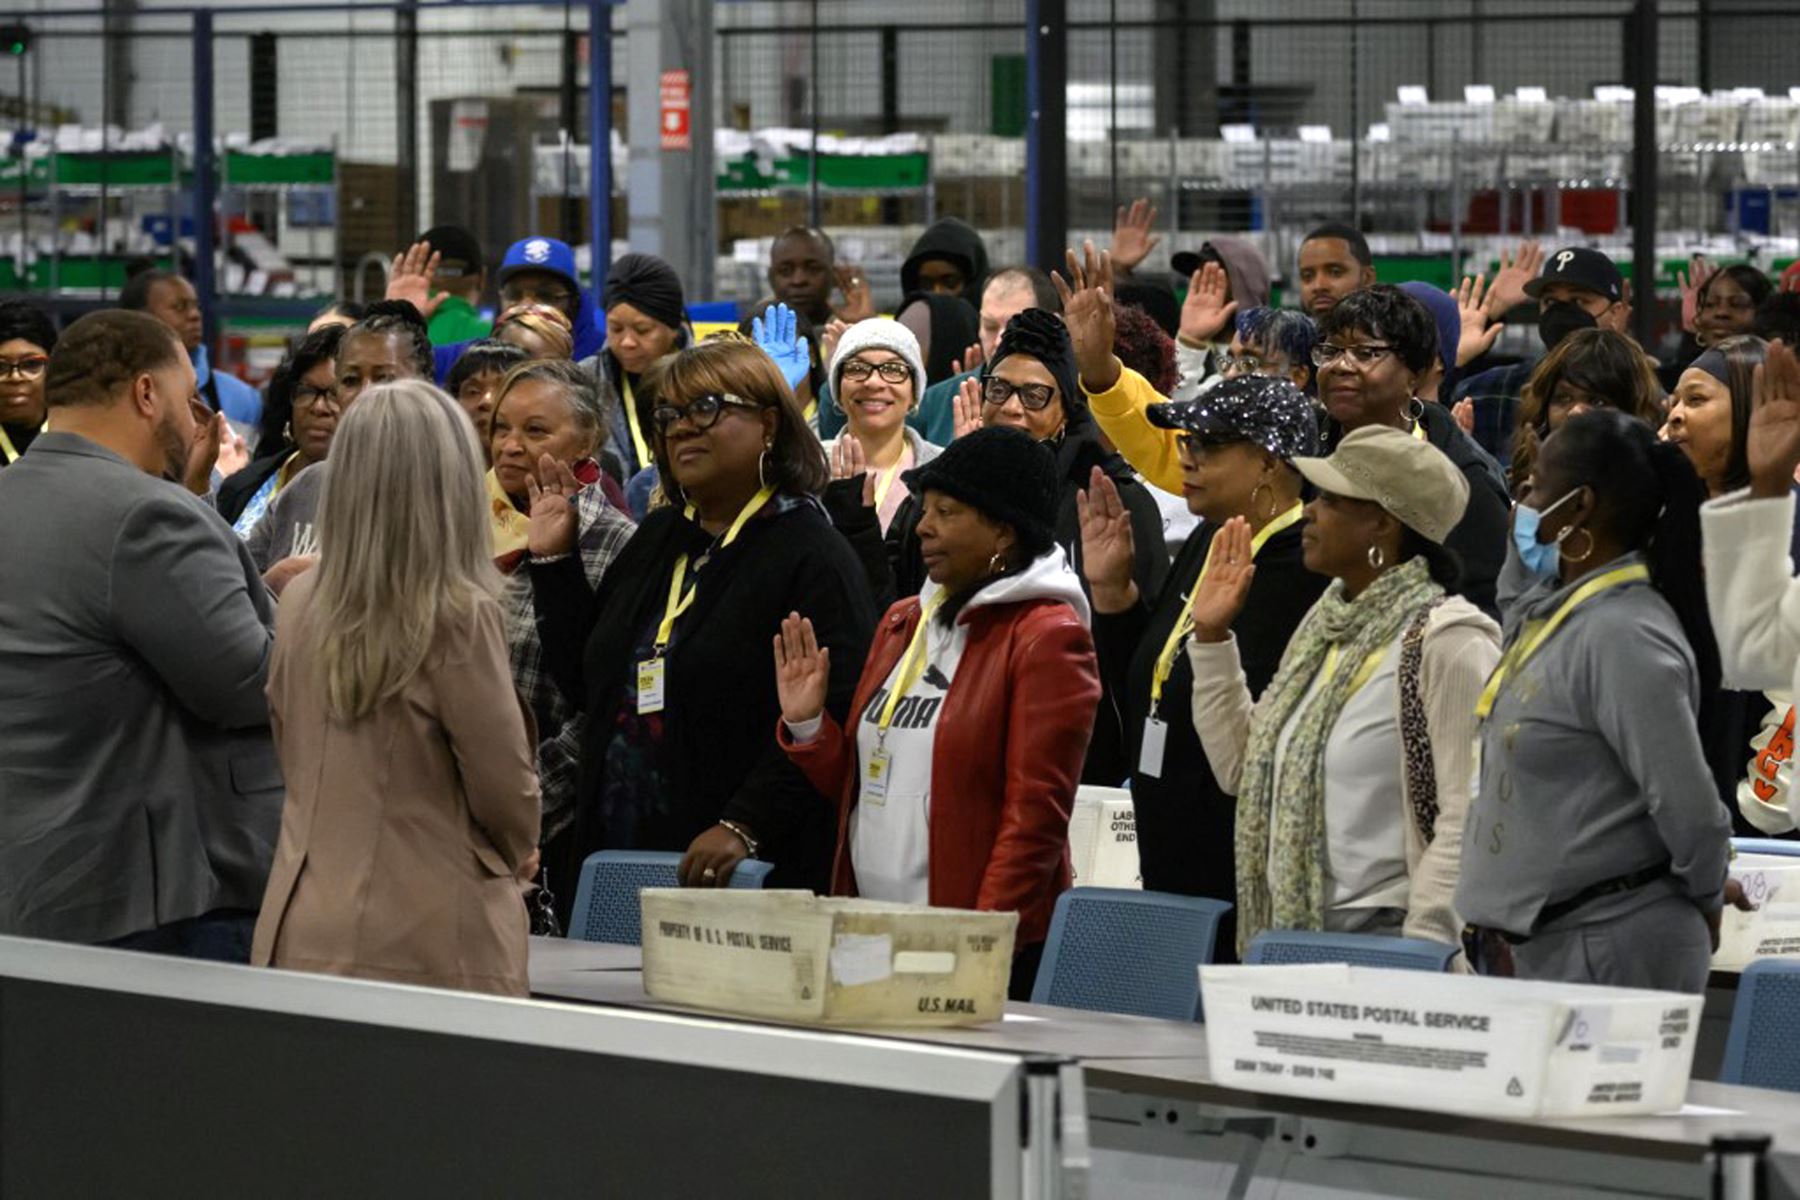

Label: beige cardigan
[1186,597,1500,955]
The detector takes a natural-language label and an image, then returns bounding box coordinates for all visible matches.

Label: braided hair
[345,300,434,380]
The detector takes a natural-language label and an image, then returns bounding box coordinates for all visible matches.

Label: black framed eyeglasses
[294,384,341,412]
[0,355,48,380]
[981,377,1057,411]
[651,392,761,435]
[1311,343,1397,369]
[841,358,912,385]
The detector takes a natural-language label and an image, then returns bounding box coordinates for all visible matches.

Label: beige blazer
[251,572,541,996]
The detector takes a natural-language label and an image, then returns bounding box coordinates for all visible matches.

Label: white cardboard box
[1716,860,1800,970]
[1200,964,1700,1119]
[641,890,1016,1027]
[1068,789,1143,890]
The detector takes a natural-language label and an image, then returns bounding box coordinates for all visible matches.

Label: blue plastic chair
[1244,930,1459,972]
[1030,887,1232,1021]
[566,850,773,945]
[1722,959,1800,1092]
[1732,837,1800,859]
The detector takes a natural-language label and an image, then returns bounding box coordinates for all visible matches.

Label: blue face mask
[1512,488,1581,579]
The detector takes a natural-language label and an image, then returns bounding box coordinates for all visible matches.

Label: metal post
[1348,0,1361,228]
[1710,1133,1770,1200]
[192,9,217,353]
[1025,0,1067,270]
[15,51,24,285]
[1629,0,1658,348]
[559,26,580,244]
[1450,128,1463,280]
[808,0,820,229]
[1107,0,1118,215]
[588,0,610,276]
[395,0,419,242]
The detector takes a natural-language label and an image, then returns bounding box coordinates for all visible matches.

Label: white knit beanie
[829,318,927,402]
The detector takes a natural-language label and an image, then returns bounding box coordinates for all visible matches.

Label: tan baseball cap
[1291,425,1470,545]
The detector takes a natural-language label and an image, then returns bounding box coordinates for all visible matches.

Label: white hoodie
[789,547,1089,904]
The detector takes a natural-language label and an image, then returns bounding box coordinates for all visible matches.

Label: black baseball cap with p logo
[1524,247,1623,303]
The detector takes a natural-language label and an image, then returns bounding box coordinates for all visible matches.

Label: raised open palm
[1077,465,1138,611]
[1179,262,1237,346]
[773,612,831,725]
[1190,517,1257,642]
[1454,273,1505,367]
[524,453,582,558]
[1109,198,1161,273]
[385,241,447,318]
[953,376,985,441]
[1750,341,1800,499]
[1053,240,1118,391]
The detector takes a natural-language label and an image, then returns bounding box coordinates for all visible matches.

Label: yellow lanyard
[1474,563,1649,719]
[804,398,818,424]
[0,420,44,464]
[621,374,652,471]
[653,486,776,653]
[1411,418,1426,442]
[876,591,949,738]
[1318,642,1389,700]
[1150,503,1304,707]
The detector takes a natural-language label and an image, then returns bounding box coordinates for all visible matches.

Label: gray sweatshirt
[1457,550,1731,936]
[244,460,327,573]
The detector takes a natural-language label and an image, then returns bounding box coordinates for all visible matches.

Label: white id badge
[636,658,667,714]
[864,749,891,805]
[1139,717,1168,778]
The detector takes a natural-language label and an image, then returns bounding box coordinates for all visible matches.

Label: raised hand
[1053,240,1119,393]
[951,341,984,377]
[1109,198,1161,274]
[385,241,447,319]
[1678,254,1719,334]
[953,376,985,441]
[1077,465,1140,613]
[1454,273,1506,367]
[1452,397,1476,435]
[524,452,582,558]
[1749,341,1800,499]
[773,612,831,726]
[182,409,225,496]
[1484,240,1544,317]
[1189,516,1257,642]
[819,317,849,369]
[833,264,876,323]
[1179,262,1237,348]
[753,302,812,393]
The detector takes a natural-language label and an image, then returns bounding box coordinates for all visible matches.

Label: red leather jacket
[778,594,1100,947]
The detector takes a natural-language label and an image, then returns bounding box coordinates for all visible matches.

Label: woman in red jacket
[775,426,1102,998]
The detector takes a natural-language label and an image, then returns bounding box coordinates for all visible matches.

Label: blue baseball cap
[497,236,579,297]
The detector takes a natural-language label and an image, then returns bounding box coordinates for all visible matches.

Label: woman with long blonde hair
[252,380,542,996]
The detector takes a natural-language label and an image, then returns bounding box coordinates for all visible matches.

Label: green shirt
[427,294,492,345]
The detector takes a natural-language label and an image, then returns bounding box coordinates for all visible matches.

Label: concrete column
[625,0,715,300]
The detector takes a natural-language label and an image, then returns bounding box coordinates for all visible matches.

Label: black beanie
[602,253,686,332]
[903,426,1059,555]
[985,308,1088,429]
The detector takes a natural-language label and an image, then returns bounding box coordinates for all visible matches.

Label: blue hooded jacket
[431,236,603,382]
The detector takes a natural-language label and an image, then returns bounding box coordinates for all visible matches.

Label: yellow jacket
[1082,359,1184,494]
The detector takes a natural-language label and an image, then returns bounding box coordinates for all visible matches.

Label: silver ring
[702,867,717,881]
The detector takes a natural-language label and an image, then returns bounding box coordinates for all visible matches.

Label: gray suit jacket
[0,432,282,943]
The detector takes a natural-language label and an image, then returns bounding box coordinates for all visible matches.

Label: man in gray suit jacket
[0,309,281,959]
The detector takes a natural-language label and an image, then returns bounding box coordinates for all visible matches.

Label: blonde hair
[306,380,501,721]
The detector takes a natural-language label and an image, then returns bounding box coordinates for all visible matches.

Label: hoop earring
[987,550,1007,575]
[1558,526,1595,564]
[1407,397,1426,424]
[1249,481,1277,523]
[758,444,774,491]
[1367,544,1386,571]
[282,420,292,443]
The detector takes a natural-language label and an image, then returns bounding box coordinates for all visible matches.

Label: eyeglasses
[1311,343,1396,369]
[1219,355,1287,376]
[981,377,1057,411]
[651,392,761,435]
[294,384,341,412]
[1177,432,1243,459]
[0,355,48,380]
[841,358,912,385]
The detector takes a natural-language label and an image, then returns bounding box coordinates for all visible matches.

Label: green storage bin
[224,150,334,186]
[30,255,171,291]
